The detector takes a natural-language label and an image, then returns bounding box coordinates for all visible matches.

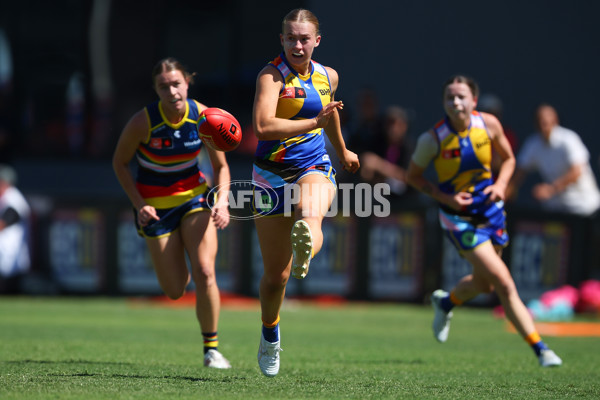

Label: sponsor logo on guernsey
[442,148,461,159]
[322,154,330,162]
[150,137,173,149]
[475,138,490,149]
[150,138,162,149]
[281,87,307,99]
[183,139,202,147]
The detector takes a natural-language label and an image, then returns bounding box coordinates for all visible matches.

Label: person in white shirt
[0,164,31,292]
[509,104,600,216]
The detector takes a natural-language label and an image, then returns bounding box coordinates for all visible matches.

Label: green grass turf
[0,297,599,399]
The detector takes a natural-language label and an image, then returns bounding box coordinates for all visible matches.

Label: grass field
[1,296,599,399]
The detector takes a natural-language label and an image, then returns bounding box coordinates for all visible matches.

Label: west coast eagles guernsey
[253,53,333,188]
[135,99,207,209]
[413,111,502,218]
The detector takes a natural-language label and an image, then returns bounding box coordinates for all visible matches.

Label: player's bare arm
[481,112,515,201]
[253,67,321,140]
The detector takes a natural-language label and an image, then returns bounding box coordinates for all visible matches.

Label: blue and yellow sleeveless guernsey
[432,111,508,252]
[252,53,334,189]
[135,99,207,210]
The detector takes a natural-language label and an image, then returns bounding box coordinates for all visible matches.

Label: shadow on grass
[4,359,136,366]
[345,359,425,365]
[47,373,244,383]
[3,359,246,383]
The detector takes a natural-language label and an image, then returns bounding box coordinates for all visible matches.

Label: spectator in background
[360,105,414,197]
[477,93,518,178]
[348,87,382,154]
[0,29,16,163]
[0,100,15,163]
[0,164,31,294]
[0,72,17,164]
[509,104,600,216]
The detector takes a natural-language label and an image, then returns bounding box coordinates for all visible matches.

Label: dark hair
[442,75,479,99]
[151,57,196,87]
[534,103,559,129]
[282,8,320,36]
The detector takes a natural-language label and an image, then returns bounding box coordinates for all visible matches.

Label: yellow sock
[262,315,280,328]
[525,331,542,346]
[202,332,219,353]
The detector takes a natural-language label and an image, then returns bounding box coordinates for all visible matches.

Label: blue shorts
[439,204,509,254]
[135,191,213,238]
[252,163,336,217]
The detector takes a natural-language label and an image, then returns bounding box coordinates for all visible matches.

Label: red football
[197,107,242,152]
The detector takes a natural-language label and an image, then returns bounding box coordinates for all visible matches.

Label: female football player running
[113,58,231,369]
[251,8,360,377]
[406,75,562,367]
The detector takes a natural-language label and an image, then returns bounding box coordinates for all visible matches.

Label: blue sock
[440,295,455,313]
[262,323,279,343]
[531,340,549,357]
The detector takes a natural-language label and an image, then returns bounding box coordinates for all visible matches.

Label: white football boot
[538,349,563,367]
[257,332,282,377]
[291,220,313,279]
[204,349,232,369]
[431,289,453,343]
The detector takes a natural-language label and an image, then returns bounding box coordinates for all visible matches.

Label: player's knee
[192,265,216,288]
[477,282,494,294]
[493,279,517,300]
[263,270,289,289]
[163,286,186,300]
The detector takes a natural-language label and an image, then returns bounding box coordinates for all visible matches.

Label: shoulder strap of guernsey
[187,99,201,122]
[433,118,453,142]
[470,111,486,130]
[432,118,451,158]
[310,59,331,90]
[146,101,164,130]
[311,59,327,77]
[269,53,294,81]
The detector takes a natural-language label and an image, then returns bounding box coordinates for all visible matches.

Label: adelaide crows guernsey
[432,111,496,217]
[253,53,333,188]
[135,99,207,209]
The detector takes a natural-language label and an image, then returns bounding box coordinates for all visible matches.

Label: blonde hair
[282,8,320,36]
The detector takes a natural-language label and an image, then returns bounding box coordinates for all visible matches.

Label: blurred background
[1,0,599,315]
